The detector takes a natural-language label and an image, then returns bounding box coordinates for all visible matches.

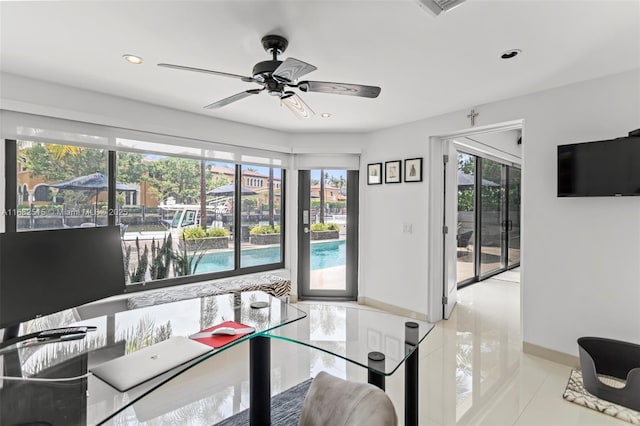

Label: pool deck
[310,265,347,290]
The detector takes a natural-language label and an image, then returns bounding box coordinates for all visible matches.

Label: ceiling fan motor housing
[256,35,289,94]
[261,34,289,56]
[252,60,282,82]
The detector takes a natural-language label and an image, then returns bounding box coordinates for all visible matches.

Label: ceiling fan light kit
[158,34,381,119]
[123,54,143,64]
[416,0,468,16]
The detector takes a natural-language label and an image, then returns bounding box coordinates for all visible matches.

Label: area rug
[215,378,312,426]
[563,369,640,425]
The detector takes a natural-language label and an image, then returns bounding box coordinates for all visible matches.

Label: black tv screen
[558,136,640,197]
[0,226,126,329]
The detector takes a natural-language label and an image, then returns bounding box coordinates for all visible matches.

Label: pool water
[196,239,346,273]
[308,240,346,269]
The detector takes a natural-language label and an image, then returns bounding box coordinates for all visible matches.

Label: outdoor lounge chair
[457,230,473,248]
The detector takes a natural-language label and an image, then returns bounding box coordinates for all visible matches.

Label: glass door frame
[297,169,359,300]
[506,166,521,268]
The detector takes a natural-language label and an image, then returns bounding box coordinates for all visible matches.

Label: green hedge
[181,227,229,240]
[207,228,229,237]
[310,223,339,232]
[250,225,281,235]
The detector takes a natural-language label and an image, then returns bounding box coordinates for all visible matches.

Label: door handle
[304,227,309,234]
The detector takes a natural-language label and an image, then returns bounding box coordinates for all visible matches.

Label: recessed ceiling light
[320,113,332,119]
[500,49,522,60]
[123,54,143,64]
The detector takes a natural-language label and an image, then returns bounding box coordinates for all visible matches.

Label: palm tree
[47,144,80,160]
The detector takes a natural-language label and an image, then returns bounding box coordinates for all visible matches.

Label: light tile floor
[120,269,625,425]
[410,268,624,426]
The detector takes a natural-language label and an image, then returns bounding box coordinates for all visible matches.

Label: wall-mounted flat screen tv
[558,136,640,197]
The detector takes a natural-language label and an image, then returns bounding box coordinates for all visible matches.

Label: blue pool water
[196,240,346,273]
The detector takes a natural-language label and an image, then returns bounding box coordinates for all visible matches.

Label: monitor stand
[2,323,20,340]
[0,323,25,351]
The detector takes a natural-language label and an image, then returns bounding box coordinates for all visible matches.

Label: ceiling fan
[158,35,381,119]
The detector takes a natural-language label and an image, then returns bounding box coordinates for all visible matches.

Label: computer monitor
[0,226,126,331]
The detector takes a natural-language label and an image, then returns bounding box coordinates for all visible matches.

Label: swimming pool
[196,239,346,273]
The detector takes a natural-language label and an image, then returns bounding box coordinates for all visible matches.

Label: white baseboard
[523,341,579,367]
[357,296,428,321]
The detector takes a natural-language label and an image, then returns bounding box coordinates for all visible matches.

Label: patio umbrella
[457,171,500,187]
[49,172,136,224]
[206,184,258,220]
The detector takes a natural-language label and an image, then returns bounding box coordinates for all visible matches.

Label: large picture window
[9,140,285,289]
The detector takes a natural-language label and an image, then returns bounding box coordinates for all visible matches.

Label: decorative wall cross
[467,109,479,126]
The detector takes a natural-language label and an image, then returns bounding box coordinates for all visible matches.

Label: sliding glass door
[456,152,521,287]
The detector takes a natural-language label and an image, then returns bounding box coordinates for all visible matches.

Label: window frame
[4,139,286,294]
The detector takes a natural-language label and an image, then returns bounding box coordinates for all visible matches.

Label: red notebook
[189,321,255,349]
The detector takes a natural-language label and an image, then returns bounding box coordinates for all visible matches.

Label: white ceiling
[1,1,639,133]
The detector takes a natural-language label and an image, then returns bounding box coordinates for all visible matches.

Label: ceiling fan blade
[158,63,255,82]
[281,93,315,119]
[273,58,317,83]
[204,89,262,109]
[298,81,381,98]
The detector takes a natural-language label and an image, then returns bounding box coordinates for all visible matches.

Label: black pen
[35,326,96,341]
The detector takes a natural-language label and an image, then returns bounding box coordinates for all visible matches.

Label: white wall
[362,116,460,315]
[287,132,366,154]
[361,68,640,355]
[0,73,290,153]
[504,70,640,355]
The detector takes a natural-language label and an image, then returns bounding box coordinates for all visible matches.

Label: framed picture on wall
[367,163,382,185]
[385,160,402,184]
[404,158,423,182]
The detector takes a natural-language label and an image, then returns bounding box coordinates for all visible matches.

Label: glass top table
[0,290,306,426]
[265,305,433,376]
[114,304,434,425]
